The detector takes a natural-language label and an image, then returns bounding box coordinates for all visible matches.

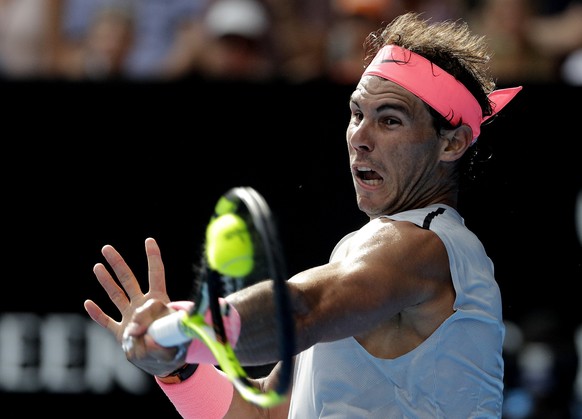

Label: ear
[440,125,473,162]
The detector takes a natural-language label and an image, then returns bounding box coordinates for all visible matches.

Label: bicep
[288,221,450,348]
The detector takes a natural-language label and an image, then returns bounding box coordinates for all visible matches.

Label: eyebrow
[376,102,408,115]
[349,96,409,116]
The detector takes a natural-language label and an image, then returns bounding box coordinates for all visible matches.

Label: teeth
[357,167,372,172]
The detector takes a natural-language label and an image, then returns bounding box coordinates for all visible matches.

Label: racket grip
[148,310,192,347]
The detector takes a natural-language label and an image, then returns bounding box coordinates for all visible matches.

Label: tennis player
[84,12,521,418]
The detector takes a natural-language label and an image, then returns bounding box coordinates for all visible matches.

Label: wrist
[157,362,198,384]
[156,340,197,384]
[156,364,234,418]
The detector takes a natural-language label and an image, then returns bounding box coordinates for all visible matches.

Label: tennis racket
[148,186,294,408]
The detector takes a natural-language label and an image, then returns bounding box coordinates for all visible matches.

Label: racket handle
[148,310,192,347]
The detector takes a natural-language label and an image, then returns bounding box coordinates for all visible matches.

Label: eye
[350,110,363,124]
[381,116,401,127]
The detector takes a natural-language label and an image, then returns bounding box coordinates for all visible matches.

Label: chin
[356,197,377,217]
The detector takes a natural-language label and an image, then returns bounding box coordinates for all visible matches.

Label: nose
[347,123,374,153]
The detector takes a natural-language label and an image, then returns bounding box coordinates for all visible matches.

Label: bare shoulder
[287,216,454,347]
[344,217,447,267]
[331,216,451,306]
[325,217,456,356]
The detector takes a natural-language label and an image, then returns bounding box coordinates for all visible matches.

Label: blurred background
[1,0,581,417]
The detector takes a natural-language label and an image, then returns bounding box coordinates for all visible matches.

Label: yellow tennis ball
[206,213,254,277]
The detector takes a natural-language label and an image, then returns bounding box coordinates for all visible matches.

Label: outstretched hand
[84,237,186,377]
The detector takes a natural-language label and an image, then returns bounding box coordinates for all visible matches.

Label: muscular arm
[227,218,454,364]
[85,220,452,418]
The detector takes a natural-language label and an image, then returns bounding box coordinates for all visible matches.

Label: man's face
[347,76,446,217]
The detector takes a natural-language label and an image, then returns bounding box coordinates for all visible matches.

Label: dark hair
[363,12,499,184]
[363,12,496,117]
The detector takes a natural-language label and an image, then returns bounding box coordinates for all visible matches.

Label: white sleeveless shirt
[288,204,504,418]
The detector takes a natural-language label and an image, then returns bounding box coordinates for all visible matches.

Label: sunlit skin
[84,75,475,419]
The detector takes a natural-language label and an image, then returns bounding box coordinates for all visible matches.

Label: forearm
[157,364,234,419]
[157,297,287,418]
[162,283,287,367]
[157,362,290,419]
[226,280,283,366]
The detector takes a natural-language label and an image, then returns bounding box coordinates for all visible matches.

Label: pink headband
[363,45,522,143]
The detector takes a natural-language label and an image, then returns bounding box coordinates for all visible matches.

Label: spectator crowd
[0,0,581,85]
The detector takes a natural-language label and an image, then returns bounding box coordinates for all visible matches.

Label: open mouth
[356,166,383,186]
